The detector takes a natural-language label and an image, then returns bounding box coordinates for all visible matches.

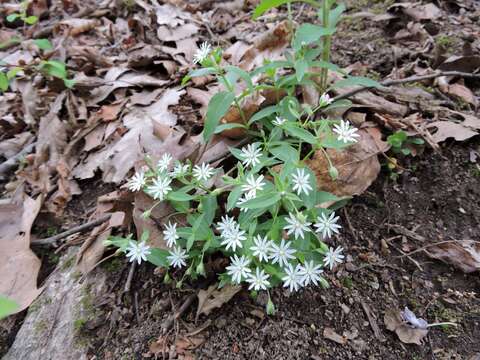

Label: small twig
[32,214,112,246]
[0,141,36,181]
[124,261,137,293]
[342,207,357,241]
[161,293,197,334]
[134,291,140,323]
[395,239,480,258]
[334,71,480,102]
[360,300,385,342]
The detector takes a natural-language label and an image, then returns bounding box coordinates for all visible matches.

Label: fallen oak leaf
[384,308,428,345]
[195,284,241,321]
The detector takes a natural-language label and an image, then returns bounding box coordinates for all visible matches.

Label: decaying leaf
[307,128,389,197]
[323,327,348,345]
[196,284,241,321]
[426,240,480,273]
[384,308,428,345]
[0,193,43,314]
[428,112,480,143]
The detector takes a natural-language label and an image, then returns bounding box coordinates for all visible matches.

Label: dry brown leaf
[0,132,33,159]
[196,284,241,321]
[0,193,43,314]
[428,114,480,142]
[323,327,348,345]
[307,128,389,197]
[426,241,480,273]
[384,309,428,345]
[57,19,99,36]
[404,3,442,21]
[438,55,480,73]
[440,83,478,107]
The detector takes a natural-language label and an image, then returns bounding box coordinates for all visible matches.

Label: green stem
[320,1,332,93]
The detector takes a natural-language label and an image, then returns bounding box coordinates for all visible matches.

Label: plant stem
[319,0,332,93]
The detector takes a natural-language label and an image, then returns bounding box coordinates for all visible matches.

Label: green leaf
[147,248,170,267]
[331,76,381,89]
[315,191,339,205]
[0,72,9,92]
[329,3,346,27]
[269,143,299,163]
[227,186,243,211]
[0,296,18,319]
[251,61,292,77]
[40,60,67,79]
[33,39,53,50]
[201,195,217,224]
[167,190,195,202]
[182,67,216,85]
[248,105,278,125]
[63,78,76,89]
[240,192,281,209]
[6,67,22,80]
[24,15,38,25]
[214,122,246,134]
[293,24,335,51]
[6,14,20,22]
[253,0,290,19]
[203,91,235,142]
[225,65,254,94]
[294,59,308,82]
[283,122,318,145]
[309,60,345,74]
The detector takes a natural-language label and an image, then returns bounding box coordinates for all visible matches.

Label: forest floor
[1,0,480,359]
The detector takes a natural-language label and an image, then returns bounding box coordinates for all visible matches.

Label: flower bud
[328,166,338,180]
[319,276,330,289]
[196,261,205,276]
[266,297,276,315]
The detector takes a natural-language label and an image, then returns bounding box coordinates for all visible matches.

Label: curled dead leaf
[196,284,241,321]
[426,240,480,273]
[384,308,428,345]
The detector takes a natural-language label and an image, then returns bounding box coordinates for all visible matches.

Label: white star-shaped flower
[220,224,246,252]
[291,168,313,196]
[299,260,323,286]
[193,41,211,64]
[246,267,270,291]
[269,239,296,268]
[193,162,215,182]
[226,255,251,284]
[236,191,254,212]
[157,153,172,172]
[167,246,188,269]
[240,143,262,168]
[216,215,237,236]
[147,176,172,201]
[250,235,273,263]
[323,246,344,270]
[314,212,341,239]
[127,171,146,192]
[332,120,360,143]
[163,221,179,248]
[125,241,151,265]
[319,93,333,108]
[284,212,312,240]
[273,116,286,126]
[282,263,304,292]
[241,174,265,198]
[171,162,190,178]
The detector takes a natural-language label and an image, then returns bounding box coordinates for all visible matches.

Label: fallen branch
[0,142,36,181]
[161,293,197,334]
[334,71,480,102]
[32,214,112,246]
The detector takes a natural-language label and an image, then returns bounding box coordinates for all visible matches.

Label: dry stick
[161,293,197,334]
[124,261,137,293]
[333,71,480,102]
[32,214,112,246]
[0,142,36,180]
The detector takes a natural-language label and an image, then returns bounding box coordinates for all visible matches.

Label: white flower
[157,153,172,172]
[216,215,237,236]
[246,267,270,291]
[291,168,313,196]
[240,143,262,168]
[299,260,323,286]
[193,41,211,64]
[147,176,172,201]
[226,255,251,284]
[220,224,246,252]
[193,162,215,182]
[171,162,190,178]
[314,212,341,239]
[163,221,179,248]
[125,241,151,265]
[284,212,312,240]
[332,120,360,143]
[250,235,273,263]
[323,246,344,270]
[127,171,146,192]
[241,174,265,198]
[167,246,188,269]
[273,116,286,126]
[269,239,296,268]
[319,93,333,108]
[282,263,303,292]
[236,191,254,212]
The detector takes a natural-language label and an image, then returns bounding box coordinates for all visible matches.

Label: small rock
[215,317,227,329]
[340,303,351,315]
[352,339,367,353]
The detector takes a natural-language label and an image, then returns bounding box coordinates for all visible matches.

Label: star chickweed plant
[106,0,382,311]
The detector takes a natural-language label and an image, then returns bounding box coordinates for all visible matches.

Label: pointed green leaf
[203,91,235,142]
